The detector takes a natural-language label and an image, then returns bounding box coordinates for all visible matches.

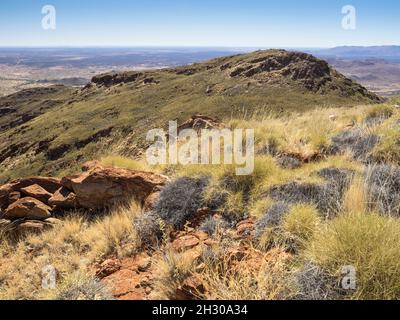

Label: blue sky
[0,0,399,47]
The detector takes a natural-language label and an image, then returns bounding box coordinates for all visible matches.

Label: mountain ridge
[0,49,382,182]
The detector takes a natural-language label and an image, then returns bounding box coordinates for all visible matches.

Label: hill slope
[0,49,382,182]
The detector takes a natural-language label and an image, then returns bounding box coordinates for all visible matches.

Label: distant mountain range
[308,46,400,60]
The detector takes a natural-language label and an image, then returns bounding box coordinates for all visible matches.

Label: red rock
[20,184,53,203]
[176,273,206,300]
[4,197,51,220]
[48,187,77,209]
[61,166,168,209]
[235,218,256,239]
[96,259,122,279]
[8,191,21,204]
[0,177,61,209]
[172,235,200,252]
[102,268,153,300]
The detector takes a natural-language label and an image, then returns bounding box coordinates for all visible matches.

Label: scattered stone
[172,235,200,252]
[235,218,256,239]
[4,197,52,220]
[96,259,122,279]
[0,176,61,209]
[175,273,206,300]
[177,115,221,133]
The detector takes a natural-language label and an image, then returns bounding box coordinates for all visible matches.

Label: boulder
[4,197,52,220]
[61,167,168,209]
[0,176,61,209]
[21,184,53,203]
[48,187,77,209]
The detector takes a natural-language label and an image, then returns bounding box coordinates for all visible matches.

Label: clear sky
[0,0,399,47]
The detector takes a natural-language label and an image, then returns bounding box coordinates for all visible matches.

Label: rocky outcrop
[0,162,168,236]
[0,176,61,210]
[61,164,167,209]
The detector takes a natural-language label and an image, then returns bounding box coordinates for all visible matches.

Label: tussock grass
[0,202,141,300]
[151,250,196,300]
[100,155,155,172]
[281,204,321,251]
[306,211,400,300]
[201,247,297,300]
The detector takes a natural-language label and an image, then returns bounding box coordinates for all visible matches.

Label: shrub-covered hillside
[2,100,400,300]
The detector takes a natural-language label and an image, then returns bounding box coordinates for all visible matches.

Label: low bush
[329,130,379,162]
[154,176,209,229]
[269,168,352,218]
[54,273,114,300]
[365,164,400,216]
[133,211,164,248]
[294,262,340,300]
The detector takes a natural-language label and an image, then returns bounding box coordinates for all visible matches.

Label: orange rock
[143,191,160,212]
[4,197,51,220]
[96,259,122,279]
[48,187,77,209]
[172,235,200,252]
[0,176,61,210]
[61,166,168,209]
[235,218,256,239]
[176,273,206,300]
[21,184,53,203]
[17,220,55,234]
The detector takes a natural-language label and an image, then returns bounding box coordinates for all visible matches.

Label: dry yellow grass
[306,211,400,300]
[0,202,141,300]
[343,176,367,213]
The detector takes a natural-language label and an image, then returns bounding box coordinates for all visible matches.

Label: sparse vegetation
[2,50,400,300]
